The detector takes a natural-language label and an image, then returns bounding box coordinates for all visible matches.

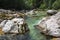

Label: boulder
[35,12,60,37]
[0,18,29,34]
[47,10,57,15]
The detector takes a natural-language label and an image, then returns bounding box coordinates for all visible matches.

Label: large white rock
[35,12,60,37]
[0,18,29,34]
[0,18,24,33]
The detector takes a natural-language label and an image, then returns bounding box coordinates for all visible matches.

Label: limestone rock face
[0,18,29,34]
[35,12,60,37]
[47,10,57,15]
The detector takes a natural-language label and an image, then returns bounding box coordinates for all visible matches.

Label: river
[0,11,50,40]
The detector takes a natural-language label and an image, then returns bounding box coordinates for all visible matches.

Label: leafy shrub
[52,0,60,9]
[24,0,33,9]
[39,3,46,9]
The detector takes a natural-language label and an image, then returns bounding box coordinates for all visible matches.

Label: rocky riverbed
[0,11,46,40]
[0,9,56,40]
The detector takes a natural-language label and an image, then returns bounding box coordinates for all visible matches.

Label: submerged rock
[47,10,57,15]
[35,12,60,37]
[0,32,31,40]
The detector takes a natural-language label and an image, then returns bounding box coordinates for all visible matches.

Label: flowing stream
[26,16,47,40]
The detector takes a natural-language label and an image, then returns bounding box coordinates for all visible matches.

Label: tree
[52,0,60,9]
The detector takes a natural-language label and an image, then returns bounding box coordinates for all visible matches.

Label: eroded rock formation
[0,18,29,34]
[35,12,60,37]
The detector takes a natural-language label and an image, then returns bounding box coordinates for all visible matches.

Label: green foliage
[24,0,33,9]
[0,0,60,10]
[52,0,60,9]
[39,3,46,9]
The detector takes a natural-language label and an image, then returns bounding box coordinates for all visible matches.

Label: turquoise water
[26,11,47,40]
